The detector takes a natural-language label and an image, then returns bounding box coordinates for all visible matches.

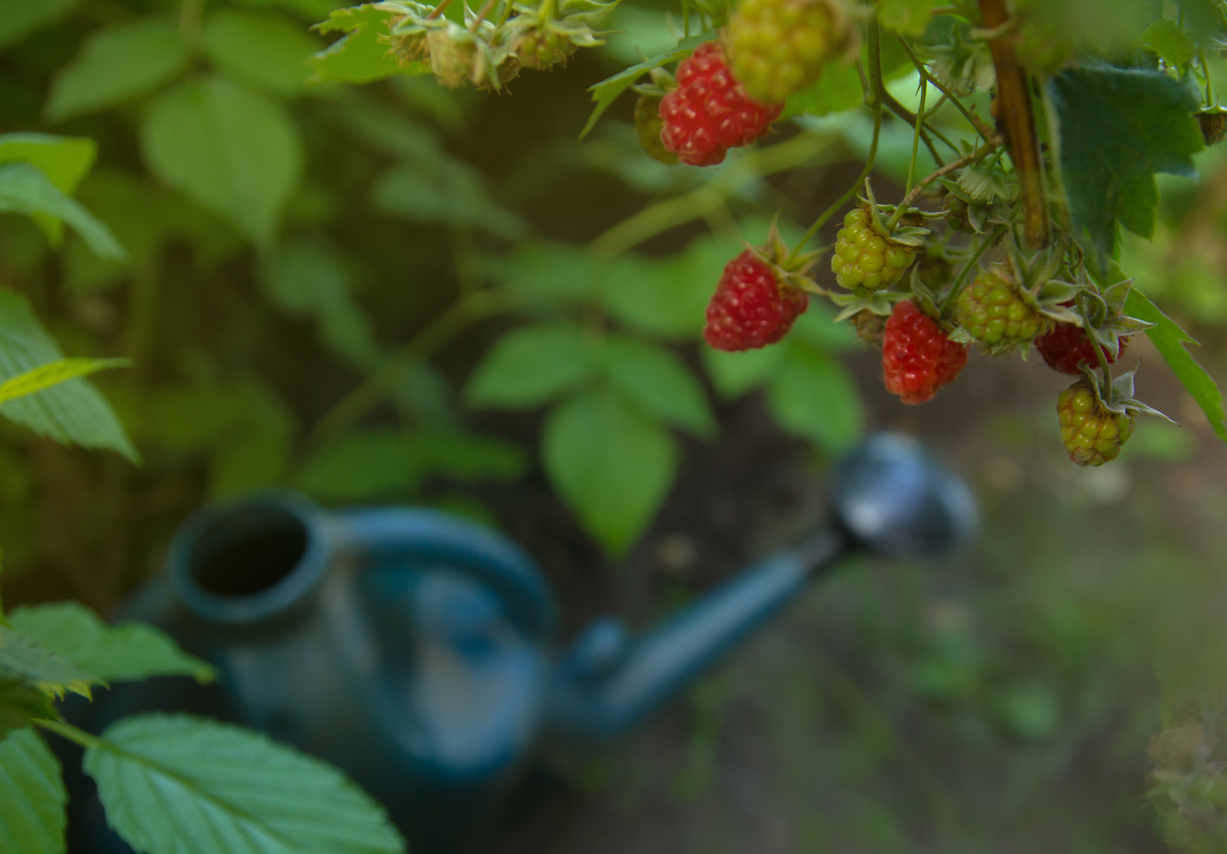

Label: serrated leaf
[1141,19,1196,72]
[465,323,594,409]
[85,713,406,854]
[1125,289,1227,443]
[598,335,716,438]
[581,30,716,139]
[0,358,128,406]
[8,603,214,684]
[1050,67,1203,271]
[141,77,304,247]
[0,0,76,51]
[0,727,66,854]
[0,680,53,741]
[764,343,862,453]
[46,18,189,122]
[202,10,322,96]
[309,6,407,84]
[259,240,378,368]
[292,429,419,501]
[543,389,676,554]
[0,625,100,700]
[0,290,137,460]
[957,161,1010,202]
[0,163,125,259]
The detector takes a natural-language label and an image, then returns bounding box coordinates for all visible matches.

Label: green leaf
[406,432,528,482]
[598,335,716,438]
[0,163,125,259]
[702,344,786,399]
[466,323,594,409]
[0,358,128,406]
[141,77,304,247]
[202,10,322,96]
[0,134,95,196]
[369,162,525,238]
[1050,66,1203,270]
[0,290,138,460]
[85,714,407,854]
[543,389,677,554]
[1141,19,1196,73]
[8,603,215,684]
[0,625,100,700]
[1125,289,1227,444]
[45,18,190,122]
[309,5,405,84]
[783,61,863,119]
[259,240,378,368]
[0,0,76,51]
[293,429,419,501]
[764,343,862,453]
[0,680,53,740]
[876,0,943,36]
[0,727,66,854]
[595,236,730,338]
[581,30,717,140]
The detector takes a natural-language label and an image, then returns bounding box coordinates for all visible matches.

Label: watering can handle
[547,527,851,744]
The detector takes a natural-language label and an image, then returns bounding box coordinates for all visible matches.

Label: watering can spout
[546,432,977,746]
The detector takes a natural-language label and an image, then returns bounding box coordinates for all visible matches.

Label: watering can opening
[167,494,333,625]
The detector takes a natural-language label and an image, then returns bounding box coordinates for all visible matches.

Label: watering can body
[63,434,976,854]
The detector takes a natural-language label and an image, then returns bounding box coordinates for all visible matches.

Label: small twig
[426,0,453,19]
[906,79,927,195]
[897,136,1001,213]
[894,34,992,141]
[978,0,1051,248]
[940,223,1007,316]
[468,0,499,30]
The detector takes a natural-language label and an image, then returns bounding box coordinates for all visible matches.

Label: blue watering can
[63,433,976,853]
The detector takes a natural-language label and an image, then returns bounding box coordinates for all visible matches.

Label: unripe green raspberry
[634,93,678,165]
[956,268,1047,347]
[1058,381,1134,466]
[830,208,914,292]
[514,27,576,69]
[725,0,853,103]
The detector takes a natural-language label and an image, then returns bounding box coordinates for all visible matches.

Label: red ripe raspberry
[704,250,808,351]
[659,42,783,167]
[1034,321,1127,375]
[882,300,967,404]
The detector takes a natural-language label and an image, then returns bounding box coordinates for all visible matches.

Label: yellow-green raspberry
[956,267,1047,347]
[1057,381,1134,466]
[725,0,853,104]
[831,208,915,292]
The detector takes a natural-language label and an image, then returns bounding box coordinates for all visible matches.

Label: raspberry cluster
[1057,381,1134,466]
[704,250,809,351]
[831,208,915,291]
[659,42,783,167]
[881,300,968,404]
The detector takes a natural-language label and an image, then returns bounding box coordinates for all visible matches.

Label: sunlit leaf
[0,163,125,258]
[598,335,716,438]
[466,323,594,409]
[0,358,128,406]
[309,5,408,84]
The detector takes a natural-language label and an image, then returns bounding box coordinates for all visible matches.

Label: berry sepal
[831,182,933,293]
[1058,366,1173,467]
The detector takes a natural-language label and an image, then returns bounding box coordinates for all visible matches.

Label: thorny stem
[881,90,950,164]
[977,0,1051,248]
[940,223,1007,316]
[905,79,927,196]
[306,289,516,449]
[894,34,992,141]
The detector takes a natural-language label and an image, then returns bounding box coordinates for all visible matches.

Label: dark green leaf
[543,389,677,554]
[0,163,125,259]
[141,77,304,246]
[1051,66,1203,269]
[783,62,863,119]
[1140,20,1196,72]
[202,10,322,96]
[293,429,419,501]
[581,30,717,139]
[207,380,294,497]
[486,242,598,305]
[46,18,189,122]
[309,6,407,84]
[8,603,215,684]
[0,727,66,854]
[259,240,378,368]
[764,343,862,453]
[598,335,716,438]
[0,625,100,700]
[85,714,407,854]
[369,162,525,238]
[406,432,528,482]
[1125,289,1226,443]
[702,344,786,399]
[595,237,727,338]
[877,0,943,36]
[0,134,95,196]
[0,0,76,51]
[465,323,593,409]
[0,679,53,740]
[0,290,137,460]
